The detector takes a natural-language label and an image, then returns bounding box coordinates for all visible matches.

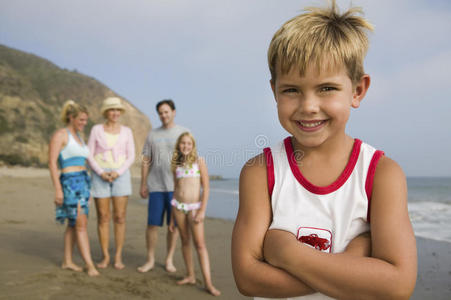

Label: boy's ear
[270,79,277,101]
[352,74,371,108]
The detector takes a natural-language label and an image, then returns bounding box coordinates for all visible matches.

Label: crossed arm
[232,154,319,298]
[231,154,417,299]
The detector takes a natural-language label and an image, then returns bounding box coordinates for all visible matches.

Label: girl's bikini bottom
[171,198,201,214]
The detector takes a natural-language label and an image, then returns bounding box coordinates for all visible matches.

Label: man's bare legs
[137,225,178,273]
[137,225,158,272]
[166,226,178,272]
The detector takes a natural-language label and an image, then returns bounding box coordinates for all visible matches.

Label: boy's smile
[296,119,328,132]
[271,64,369,150]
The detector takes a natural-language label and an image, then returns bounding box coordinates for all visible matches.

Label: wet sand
[0,167,450,299]
[0,168,247,300]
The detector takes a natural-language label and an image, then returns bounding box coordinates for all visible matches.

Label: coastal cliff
[0,44,151,167]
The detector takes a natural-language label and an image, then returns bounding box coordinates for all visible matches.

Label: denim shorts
[91,168,131,198]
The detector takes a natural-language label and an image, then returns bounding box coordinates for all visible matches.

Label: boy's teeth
[300,121,322,127]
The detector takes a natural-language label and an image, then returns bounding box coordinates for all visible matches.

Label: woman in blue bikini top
[48,100,99,277]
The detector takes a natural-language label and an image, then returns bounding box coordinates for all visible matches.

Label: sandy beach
[0,167,450,299]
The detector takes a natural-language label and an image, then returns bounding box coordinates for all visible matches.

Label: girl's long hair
[171,132,198,172]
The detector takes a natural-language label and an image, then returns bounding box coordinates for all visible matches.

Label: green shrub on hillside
[0,114,9,134]
[15,136,28,143]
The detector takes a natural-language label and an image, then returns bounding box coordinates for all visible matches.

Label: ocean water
[407,177,451,243]
[207,177,451,243]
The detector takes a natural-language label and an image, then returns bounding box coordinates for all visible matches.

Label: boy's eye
[282,88,298,94]
[320,86,336,92]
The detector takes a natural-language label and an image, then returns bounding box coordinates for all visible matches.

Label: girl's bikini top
[175,163,200,179]
[58,129,89,169]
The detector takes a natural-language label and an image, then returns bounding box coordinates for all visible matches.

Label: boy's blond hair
[268,0,373,85]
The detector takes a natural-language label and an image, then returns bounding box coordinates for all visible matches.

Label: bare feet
[206,285,221,296]
[177,276,196,285]
[137,261,154,273]
[96,257,110,269]
[165,261,176,273]
[87,266,100,277]
[62,262,83,272]
[114,261,125,270]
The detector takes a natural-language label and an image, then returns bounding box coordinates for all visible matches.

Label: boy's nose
[298,95,320,114]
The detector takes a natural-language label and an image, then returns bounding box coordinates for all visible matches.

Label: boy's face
[271,64,369,149]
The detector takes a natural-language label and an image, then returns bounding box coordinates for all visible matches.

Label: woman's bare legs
[173,209,195,284]
[112,196,128,269]
[61,225,82,272]
[189,213,220,296]
[95,197,111,268]
[75,206,99,277]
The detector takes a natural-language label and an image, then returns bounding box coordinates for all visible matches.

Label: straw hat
[101,97,125,115]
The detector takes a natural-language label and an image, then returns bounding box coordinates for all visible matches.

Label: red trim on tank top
[284,137,362,195]
[263,147,275,197]
[365,150,385,222]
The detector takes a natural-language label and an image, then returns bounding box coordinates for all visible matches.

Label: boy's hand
[263,229,298,268]
[344,231,372,257]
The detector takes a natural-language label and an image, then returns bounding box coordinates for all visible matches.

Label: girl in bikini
[169,132,220,296]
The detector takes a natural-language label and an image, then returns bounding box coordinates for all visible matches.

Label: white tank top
[256,137,384,300]
[58,130,89,168]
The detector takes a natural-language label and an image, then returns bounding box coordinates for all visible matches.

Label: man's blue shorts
[147,192,173,226]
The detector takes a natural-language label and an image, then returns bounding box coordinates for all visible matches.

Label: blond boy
[232,2,417,299]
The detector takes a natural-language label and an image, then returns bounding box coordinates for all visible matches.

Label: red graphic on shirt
[297,227,333,253]
[298,234,331,251]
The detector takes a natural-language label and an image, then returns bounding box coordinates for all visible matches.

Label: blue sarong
[56,170,90,226]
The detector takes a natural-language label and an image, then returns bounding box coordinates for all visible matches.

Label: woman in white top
[48,100,99,277]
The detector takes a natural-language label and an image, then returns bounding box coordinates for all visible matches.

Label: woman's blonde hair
[268,0,373,85]
[60,100,88,125]
[171,132,198,172]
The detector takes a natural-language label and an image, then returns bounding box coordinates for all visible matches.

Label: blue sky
[1,0,451,177]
